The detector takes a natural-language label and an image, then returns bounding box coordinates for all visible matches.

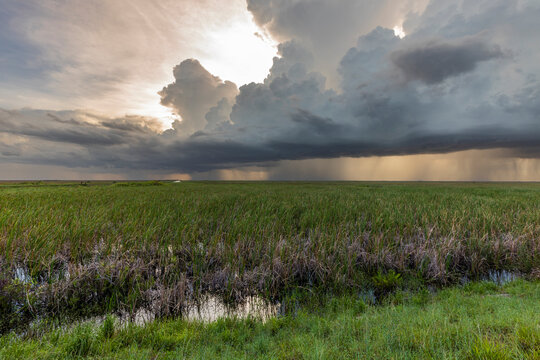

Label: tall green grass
[0,182,539,332]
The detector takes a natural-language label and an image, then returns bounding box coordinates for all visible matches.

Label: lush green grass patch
[1,280,538,359]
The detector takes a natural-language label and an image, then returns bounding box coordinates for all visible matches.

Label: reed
[0,182,539,332]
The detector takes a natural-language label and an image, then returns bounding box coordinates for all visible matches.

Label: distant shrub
[112,182,130,187]
[144,180,164,186]
[113,180,163,187]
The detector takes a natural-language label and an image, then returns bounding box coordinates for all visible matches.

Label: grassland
[0,181,539,353]
[1,280,539,359]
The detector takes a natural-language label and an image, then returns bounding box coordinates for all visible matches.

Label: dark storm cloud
[291,110,341,135]
[154,125,540,173]
[1,0,540,175]
[391,37,504,84]
[2,106,539,175]
[246,0,429,86]
[0,109,161,147]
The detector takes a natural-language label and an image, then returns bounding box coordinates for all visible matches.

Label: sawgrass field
[0,181,539,359]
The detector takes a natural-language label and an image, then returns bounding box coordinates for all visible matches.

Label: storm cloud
[1,0,540,178]
[159,59,238,134]
[391,37,505,84]
[246,0,430,86]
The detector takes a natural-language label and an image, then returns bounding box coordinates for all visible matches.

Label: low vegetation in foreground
[0,182,539,344]
[1,280,539,359]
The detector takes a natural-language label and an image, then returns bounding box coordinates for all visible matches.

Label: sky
[1,0,540,181]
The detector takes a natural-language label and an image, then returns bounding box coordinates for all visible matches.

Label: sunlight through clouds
[1,0,540,180]
[393,25,406,39]
[199,12,277,86]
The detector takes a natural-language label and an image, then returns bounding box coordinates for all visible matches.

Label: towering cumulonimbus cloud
[1,0,540,176]
[159,59,238,135]
[246,0,430,85]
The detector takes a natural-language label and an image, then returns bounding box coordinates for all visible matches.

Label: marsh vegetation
[0,181,539,357]
[1,280,539,359]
